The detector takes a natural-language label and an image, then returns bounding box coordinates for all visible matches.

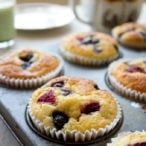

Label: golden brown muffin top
[62,32,119,59]
[30,76,119,133]
[0,49,60,79]
[112,23,146,43]
[110,59,146,93]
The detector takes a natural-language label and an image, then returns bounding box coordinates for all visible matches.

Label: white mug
[70,0,144,33]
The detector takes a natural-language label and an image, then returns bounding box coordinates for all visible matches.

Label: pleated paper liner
[60,47,123,67]
[105,60,146,102]
[0,54,64,89]
[25,103,123,145]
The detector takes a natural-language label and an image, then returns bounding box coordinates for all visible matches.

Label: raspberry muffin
[0,49,63,88]
[28,76,122,143]
[112,23,146,49]
[107,131,146,146]
[107,58,146,101]
[61,32,119,66]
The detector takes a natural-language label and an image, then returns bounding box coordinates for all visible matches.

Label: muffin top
[109,58,146,93]
[108,131,146,146]
[62,32,119,60]
[112,23,146,49]
[29,76,119,133]
[0,49,61,79]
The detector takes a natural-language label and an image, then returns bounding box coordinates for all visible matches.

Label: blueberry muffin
[61,32,119,66]
[0,49,63,88]
[107,131,146,146]
[28,76,122,142]
[112,23,146,49]
[107,58,146,101]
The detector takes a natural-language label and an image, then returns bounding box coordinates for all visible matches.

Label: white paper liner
[60,47,119,66]
[0,55,64,89]
[108,58,146,102]
[107,130,146,146]
[28,97,122,143]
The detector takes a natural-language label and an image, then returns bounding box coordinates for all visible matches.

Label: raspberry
[38,90,56,104]
[81,102,100,114]
[126,66,145,73]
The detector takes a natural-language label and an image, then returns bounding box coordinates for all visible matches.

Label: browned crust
[0,49,60,79]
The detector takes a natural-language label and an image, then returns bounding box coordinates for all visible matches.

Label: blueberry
[51,81,64,88]
[94,84,99,90]
[19,53,33,62]
[81,35,99,45]
[21,61,33,70]
[52,111,69,130]
[61,89,71,96]
[93,46,102,53]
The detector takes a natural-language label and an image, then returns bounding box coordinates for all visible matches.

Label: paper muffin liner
[27,98,122,143]
[107,130,146,146]
[0,55,64,89]
[108,59,146,102]
[60,47,119,66]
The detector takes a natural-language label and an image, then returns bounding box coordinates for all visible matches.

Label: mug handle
[69,0,92,25]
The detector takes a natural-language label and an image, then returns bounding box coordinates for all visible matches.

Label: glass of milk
[0,0,16,49]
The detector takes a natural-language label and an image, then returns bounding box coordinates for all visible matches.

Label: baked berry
[128,142,146,146]
[21,61,33,70]
[52,111,69,130]
[81,102,100,114]
[94,84,99,90]
[19,53,33,62]
[61,89,71,96]
[81,35,99,45]
[126,66,145,73]
[38,90,56,105]
[51,81,64,88]
[93,46,102,53]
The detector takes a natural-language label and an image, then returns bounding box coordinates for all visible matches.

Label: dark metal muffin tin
[0,42,146,146]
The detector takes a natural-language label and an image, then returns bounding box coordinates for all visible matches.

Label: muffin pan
[0,42,146,146]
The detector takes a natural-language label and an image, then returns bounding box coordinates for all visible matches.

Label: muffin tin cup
[60,47,121,66]
[0,55,64,89]
[27,98,123,144]
[107,59,146,102]
[107,131,146,146]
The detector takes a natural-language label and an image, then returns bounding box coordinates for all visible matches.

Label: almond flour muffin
[28,76,122,143]
[0,49,63,88]
[112,23,146,49]
[107,131,146,146]
[107,58,146,101]
[61,32,119,66]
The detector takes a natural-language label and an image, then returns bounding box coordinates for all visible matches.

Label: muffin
[61,32,119,66]
[28,76,122,143]
[107,58,146,101]
[107,131,146,146]
[0,49,63,88]
[112,22,146,49]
